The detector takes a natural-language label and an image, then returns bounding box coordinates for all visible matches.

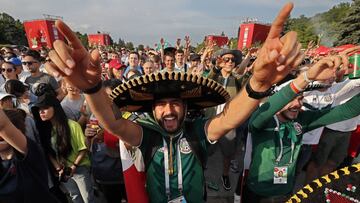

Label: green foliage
[137,44,144,51]
[118,38,126,47]
[228,38,238,50]
[75,32,89,48]
[0,13,27,46]
[336,0,360,45]
[283,2,351,47]
[125,42,134,50]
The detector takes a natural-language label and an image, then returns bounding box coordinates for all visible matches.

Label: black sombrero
[109,71,230,112]
[287,163,360,203]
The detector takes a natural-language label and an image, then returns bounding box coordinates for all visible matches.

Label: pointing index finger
[55,20,85,50]
[267,2,294,39]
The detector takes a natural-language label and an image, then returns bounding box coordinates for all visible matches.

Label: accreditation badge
[168,195,187,203]
[273,166,288,184]
[293,122,302,135]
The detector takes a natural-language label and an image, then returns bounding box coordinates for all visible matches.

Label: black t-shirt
[0,137,58,203]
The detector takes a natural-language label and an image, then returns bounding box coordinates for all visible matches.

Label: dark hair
[2,61,16,69]
[164,52,175,58]
[0,109,26,174]
[31,94,72,162]
[4,80,28,98]
[34,83,57,97]
[24,50,41,62]
[103,79,122,89]
[3,109,26,135]
[129,51,139,58]
[151,55,161,63]
[175,49,184,54]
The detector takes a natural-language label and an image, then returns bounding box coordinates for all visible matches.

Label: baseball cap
[0,92,15,101]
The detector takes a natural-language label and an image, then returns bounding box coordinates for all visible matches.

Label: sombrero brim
[109,72,230,112]
[287,163,360,203]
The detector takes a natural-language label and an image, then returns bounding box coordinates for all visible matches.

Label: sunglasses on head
[222,57,236,63]
[22,61,37,66]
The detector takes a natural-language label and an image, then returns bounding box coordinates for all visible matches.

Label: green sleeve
[249,84,297,131]
[300,92,360,132]
[69,120,87,152]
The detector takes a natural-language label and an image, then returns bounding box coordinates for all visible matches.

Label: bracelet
[245,79,275,99]
[303,71,313,83]
[83,81,102,94]
[290,81,304,94]
[73,163,79,167]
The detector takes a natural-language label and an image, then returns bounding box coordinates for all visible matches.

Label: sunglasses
[222,57,236,63]
[22,61,37,66]
[1,68,15,73]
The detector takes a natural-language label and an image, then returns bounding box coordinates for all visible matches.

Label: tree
[75,32,89,48]
[0,13,27,46]
[125,42,134,50]
[335,0,360,45]
[118,38,126,47]
[137,44,144,51]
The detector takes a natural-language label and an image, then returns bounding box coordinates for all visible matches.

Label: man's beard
[280,109,298,121]
[157,113,184,134]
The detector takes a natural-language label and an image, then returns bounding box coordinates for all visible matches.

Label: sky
[1,0,351,47]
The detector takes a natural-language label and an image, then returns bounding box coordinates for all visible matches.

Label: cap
[0,92,15,100]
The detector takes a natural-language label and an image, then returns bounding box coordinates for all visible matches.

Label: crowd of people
[0,2,359,203]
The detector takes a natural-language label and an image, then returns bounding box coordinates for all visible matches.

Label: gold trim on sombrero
[110,71,230,111]
[286,163,360,203]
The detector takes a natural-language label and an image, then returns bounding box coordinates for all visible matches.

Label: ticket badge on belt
[273,166,288,184]
[168,195,186,203]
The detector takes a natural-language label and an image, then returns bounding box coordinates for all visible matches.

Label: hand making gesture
[46,21,102,91]
[251,2,304,91]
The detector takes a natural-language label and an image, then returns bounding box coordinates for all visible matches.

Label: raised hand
[46,20,101,91]
[307,56,344,82]
[176,38,181,49]
[339,46,360,71]
[184,35,191,49]
[251,2,304,90]
[160,38,165,47]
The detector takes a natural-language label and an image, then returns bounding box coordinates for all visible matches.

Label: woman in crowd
[0,108,59,203]
[31,92,94,203]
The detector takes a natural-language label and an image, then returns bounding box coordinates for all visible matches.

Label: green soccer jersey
[138,118,209,203]
[247,84,360,197]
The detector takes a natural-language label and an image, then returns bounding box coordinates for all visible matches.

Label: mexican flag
[119,140,149,203]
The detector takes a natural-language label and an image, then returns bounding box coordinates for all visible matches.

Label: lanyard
[273,116,295,165]
[222,77,229,88]
[163,134,183,200]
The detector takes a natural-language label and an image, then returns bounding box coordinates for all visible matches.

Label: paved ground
[205,142,245,203]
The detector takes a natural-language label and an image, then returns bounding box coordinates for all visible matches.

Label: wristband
[73,163,79,167]
[83,81,102,94]
[290,81,304,94]
[245,80,275,99]
[303,71,313,83]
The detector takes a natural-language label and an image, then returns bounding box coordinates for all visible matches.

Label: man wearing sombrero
[47,3,304,202]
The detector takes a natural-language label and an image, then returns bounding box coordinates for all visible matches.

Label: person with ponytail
[31,92,94,203]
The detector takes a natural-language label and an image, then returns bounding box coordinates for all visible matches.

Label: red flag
[119,140,149,203]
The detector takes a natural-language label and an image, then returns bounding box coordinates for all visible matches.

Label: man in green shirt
[46,3,307,202]
[243,51,360,202]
